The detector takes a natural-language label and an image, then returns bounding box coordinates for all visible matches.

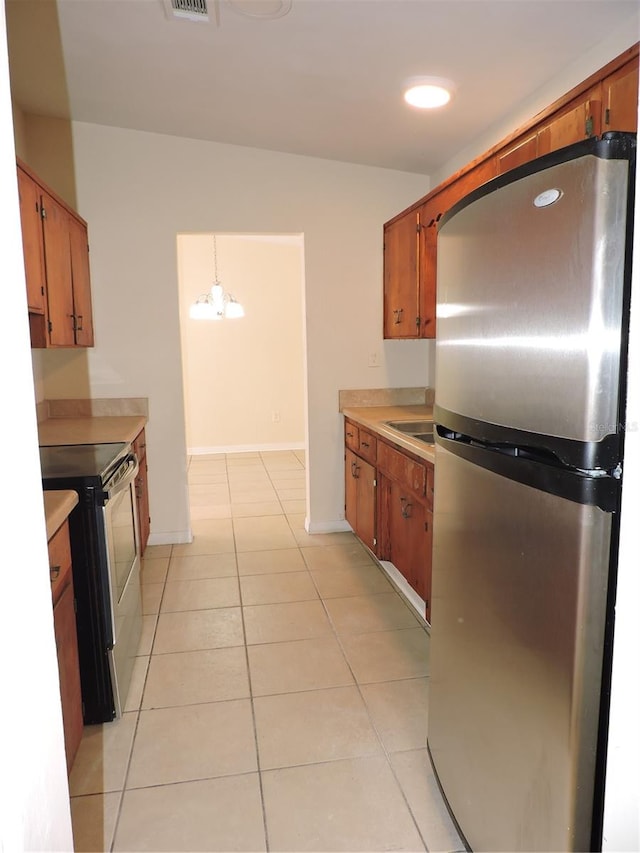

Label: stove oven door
[103,453,143,716]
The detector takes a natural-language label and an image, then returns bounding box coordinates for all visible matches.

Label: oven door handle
[102,454,139,502]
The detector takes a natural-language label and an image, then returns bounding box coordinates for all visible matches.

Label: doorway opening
[176,232,308,521]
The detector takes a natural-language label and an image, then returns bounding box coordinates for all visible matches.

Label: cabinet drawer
[345,420,359,453]
[377,441,426,498]
[357,429,377,464]
[48,520,73,604]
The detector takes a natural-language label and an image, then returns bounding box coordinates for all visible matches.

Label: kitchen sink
[384,420,435,444]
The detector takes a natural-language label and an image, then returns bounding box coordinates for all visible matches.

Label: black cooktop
[40,442,128,483]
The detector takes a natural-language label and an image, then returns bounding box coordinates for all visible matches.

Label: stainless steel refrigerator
[428,133,636,852]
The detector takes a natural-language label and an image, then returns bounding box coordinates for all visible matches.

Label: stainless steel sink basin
[384,420,435,444]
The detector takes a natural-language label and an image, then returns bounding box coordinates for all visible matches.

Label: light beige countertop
[341,403,435,463]
[43,490,79,540]
[38,415,147,447]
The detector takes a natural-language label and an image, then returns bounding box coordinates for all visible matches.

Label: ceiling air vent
[165,0,209,22]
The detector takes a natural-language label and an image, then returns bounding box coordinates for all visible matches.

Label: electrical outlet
[272,411,281,423]
[368,351,380,368]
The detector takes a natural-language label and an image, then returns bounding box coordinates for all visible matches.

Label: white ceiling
[6,0,640,176]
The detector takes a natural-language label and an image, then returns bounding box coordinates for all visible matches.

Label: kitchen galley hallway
[68,450,465,852]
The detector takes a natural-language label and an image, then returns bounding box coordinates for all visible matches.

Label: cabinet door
[453,157,498,201]
[418,205,437,339]
[345,448,359,533]
[68,216,95,347]
[498,133,539,175]
[356,457,376,554]
[345,448,376,553]
[537,87,601,157]
[41,192,75,346]
[385,477,430,601]
[17,167,46,314]
[53,579,84,772]
[383,211,420,338]
[602,58,639,133]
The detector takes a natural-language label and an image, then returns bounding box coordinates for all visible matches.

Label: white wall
[0,5,73,849]
[65,124,430,540]
[178,233,306,452]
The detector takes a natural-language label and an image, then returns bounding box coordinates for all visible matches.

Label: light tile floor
[69,450,465,852]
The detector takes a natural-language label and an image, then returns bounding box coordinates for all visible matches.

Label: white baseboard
[379,559,428,626]
[188,442,305,455]
[305,518,352,534]
[147,529,193,546]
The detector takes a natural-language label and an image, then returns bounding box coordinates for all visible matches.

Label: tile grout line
[108,543,172,852]
[304,548,431,852]
[232,453,272,853]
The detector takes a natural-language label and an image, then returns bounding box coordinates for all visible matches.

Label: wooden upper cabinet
[418,204,437,340]
[17,167,46,314]
[537,86,602,158]
[497,53,638,177]
[449,157,498,204]
[384,44,638,338]
[602,58,639,133]
[498,87,603,176]
[498,132,538,174]
[383,210,420,338]
[415,160,497,340]
[42,192,76,347]
[17,159,95,349]
[68,215,95,347]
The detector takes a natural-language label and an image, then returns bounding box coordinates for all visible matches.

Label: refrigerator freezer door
[435,152,629,445]
[428,444,612,852]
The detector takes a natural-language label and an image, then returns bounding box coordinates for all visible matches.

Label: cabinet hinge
[416,223,421,234]
[585,115,594,136]
[40,203,46,220]
[40,286,45,296]
[373,537,377,546]
[373,478,377,487]
[604,107,611,126]
[48,320,53,333]
[416,316,421,330]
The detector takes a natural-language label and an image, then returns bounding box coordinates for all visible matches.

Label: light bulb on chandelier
[189,235,245,320]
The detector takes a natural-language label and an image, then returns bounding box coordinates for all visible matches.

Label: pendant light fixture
[189,234,245,320]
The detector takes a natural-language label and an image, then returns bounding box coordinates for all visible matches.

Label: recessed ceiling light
[404,77,455,109]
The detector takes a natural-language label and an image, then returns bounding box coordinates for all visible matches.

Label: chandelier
[189,235,245,320]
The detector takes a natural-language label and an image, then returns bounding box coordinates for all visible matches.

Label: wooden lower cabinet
[344,418,434,619]
[378,470,433,623]
[133,428,150,555]
[49,520,83,774]
[345,447,376,553]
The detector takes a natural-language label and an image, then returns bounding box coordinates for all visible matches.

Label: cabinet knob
[400,497,413,519]
[393,308,404,324]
